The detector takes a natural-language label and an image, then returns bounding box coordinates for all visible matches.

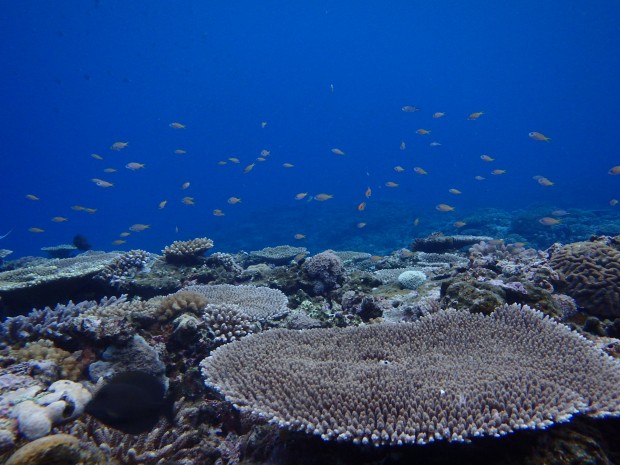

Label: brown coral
[162,237,214,264]
[202,304,620,446]
[548,236,620,318]
[5,434,108,465]
[157,291,208,322]
[8,340,85,380]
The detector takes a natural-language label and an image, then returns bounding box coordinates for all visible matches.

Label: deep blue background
[1,1,619,256]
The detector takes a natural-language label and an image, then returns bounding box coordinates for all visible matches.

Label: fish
[399,141,406,150]
[83,208,97,214]
[129,223,150,232]
[28,227,45,233]
[182,197,195,205]
[429,142,442,147]
[112,239,126,245]
[110,142,128,151]
[401,106,420,112]
[365,187,372,198]
[103,168,117,173]
[491,169,506,175]
[261,121,268,128]
[169,122,185,129]
[413,217,420,227]
[610,199,619,207]
[474,175,486,181]
[294,234,306,240]
[213,209,225,216]
[453,221,467,228]
[91,153,103,160]
[551,210,570,217]
[314,193,333,201]
[217,161,227,165]
[174,149,187,154]
[394,166,405,172]
[448,188,462,195]
[181,182,190,190]
[243,163,256,174]
[413,167,427,175]
[260,150,270,156]
[357,202,366,211]
[608,166,620,175]
[85,371,175,435]
[125,162,145,170]
[356,222,367,228]
[432,112,445,118]
[71,205,86,211]
[282,163,294,168]
[480,154,494,162]
[331,148,346,155]
[295,192,308,200]
[385,181,399,187]
[51,216,68,222]
[158,200,167,209]
[537,177,554,187]
[529,131,551,142]
[330,84,334,93]
[25,194,40,201]
[467,112,484,120]
[539,217,561,226]
[256,157,266,162]
[228,157,240,164]
[119,232,131,237]
[416,129,431,135]
[91,178,114,188]
[436,204,455,212]
[228,197,242,204]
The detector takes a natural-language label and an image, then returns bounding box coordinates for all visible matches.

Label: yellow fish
[416,129,431,135]
[91,178,114,188]
[213,209,225,216]
[608,166,620,175]
[529,131,551,142]
[283,163,294,168]
[28,227,45,233]
[91,153,103,160]
[413,167,428,175]
[112,239,126,245]
[110,141,128,151]
[51,216,68,222]
[25,194,40,201]
[158,200,168,209]
[169,122,186,129]
[331,148,346,155]
[394,166,405,172]
[385,181,399,187]
[491,169,507,175]
[182,197,195,205]
[448,188,462,195]
[295,192,308,200]
[314,193,333,201]
[436,204,455,212]
[129,223,150,232]
[467,112,484,120]
[174,149,187,154]
[480,154,494,162]
[432,112,445,118]
[228,197,242,204]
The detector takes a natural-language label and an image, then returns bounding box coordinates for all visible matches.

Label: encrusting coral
[201,304,620,447]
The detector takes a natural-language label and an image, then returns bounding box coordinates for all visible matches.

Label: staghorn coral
[203,303,253,344]
[303,250,344,294]
[548,236,620,318]
[201,304,620,447]
[183,284,289,323]
[157,291,208,322]
[162,237,214,264]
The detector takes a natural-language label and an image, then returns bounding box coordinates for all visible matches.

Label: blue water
[2,1,620,258]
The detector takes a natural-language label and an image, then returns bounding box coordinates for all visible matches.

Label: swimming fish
[400,141,406,150]
[467,112,484,120]
[537,177,554,187]
[169,122,185,129]
[432,112,445,118]
[365,187,372,198]
[401,106,420,112]
[394,166,405,172]
[227,197,241,204]
[385,181,399,187]
[112,239,126,245]
[243,163,256,174]
[103,168,117,173]
[91,153,103,160]
[453,221,467,228]
[174,149,187,154]
[608,166,620,175]
[448,188,462,195]
[158,200,167,209]
[429,142,442,147]
[356,222,367,229]
[357,202,366,211]
[294,234,306,240]
[413,217,420,227]
[228,157,240,164]
[28,227,45,233]
[182,197,195,205]
[85,371,175,435]
[129,224,150,232]
[331,148,346,155]
[295,192,308,200]
[491,169,506,175]
[282,163,294,168]
[539,217,561,226]
[25,194,40,201]
[51,216,68,222]
[261,121,267,128]
[213,209,225,216]
[610,199,619,207]
[413,167,428,175]
[125,162,145,170]
[416,129,431,135]
[92,178,114,188]
[260,150,270,156]
[474,175,486,181]
[529,132,551,142]
[480,154,494,162]
[436,204,455,212]
[110,142,128,151]
[181,182,190,190]
[119,232,131,237]
[314,193,333,201]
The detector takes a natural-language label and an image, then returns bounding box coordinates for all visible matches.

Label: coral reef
[302,250,345,294]
[411,233,493,253]
[156,291,208,322]
[4,434,108,465]
[162,237,214,264]
[96,249,154,287]
[203,303,254,344]
[548,236,620,318]
[201,304,620,446]
[397,270,427,289]
[249,245,307,265]
[40,244,77,259]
